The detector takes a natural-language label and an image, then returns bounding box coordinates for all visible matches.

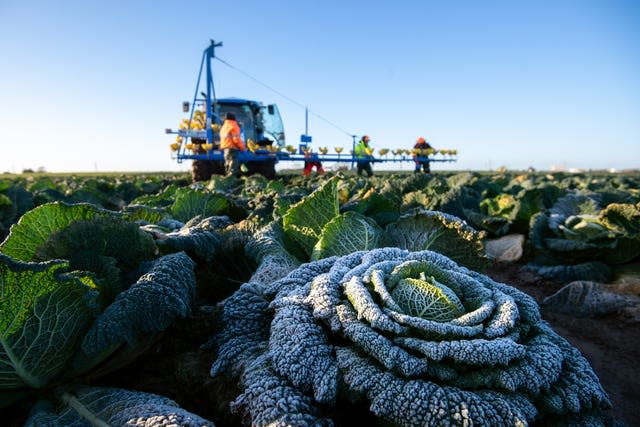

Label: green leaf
[464,208,510,236]
[528,261,612,283]
[206,175,240,193]
[383,209,488,270]
[273,191,305,221]
[26,177,59,193]
[558,215,611,242]
[344,192,399,227]
[598,203,640,236]
[130,184,180,208]
[283,177,339,257]
[400,190,430,212]
[548,194,599,231]
[32,216,158,306]
[513,185,564,232]
[604,237,640,264]
[0,194,11,208]
[529,212,549,250]
[170,188,230,223]
[0,187,34,227]
[121,205,168,225]
[597,202,640,264]
[311,212,383,260]
[390,277,464,322]
[0,253,96,390]
[480,193,518,221]
[0,180,12,192]
[0,202,110,261]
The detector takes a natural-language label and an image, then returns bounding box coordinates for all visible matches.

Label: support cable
[215,56,354,138]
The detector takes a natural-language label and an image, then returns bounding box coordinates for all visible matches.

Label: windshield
[259,104,285,147]
[214,103,256,143]
[213,101,285,147]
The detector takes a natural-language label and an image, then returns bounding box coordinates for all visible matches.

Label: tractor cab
[214,98,285,148]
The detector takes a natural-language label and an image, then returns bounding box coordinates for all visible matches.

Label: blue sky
[0,0,638,173]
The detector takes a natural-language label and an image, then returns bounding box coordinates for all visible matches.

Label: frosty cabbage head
[211,247,611,426]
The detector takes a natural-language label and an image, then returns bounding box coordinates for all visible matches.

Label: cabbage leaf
[283,177,339,257]
[391,277,465,322]
[170,188,230,223]
[24,386,214,426]
[0,202,109,261]
[311,211,382,260]
[32,216,158,305]
[383,209,488,270]
[80,252,196,361]
[528,194,640,281]
[0,254,97,390]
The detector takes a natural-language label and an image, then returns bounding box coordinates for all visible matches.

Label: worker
[303,149,325,176]
[219,112,246,177]
[413,136,434,173]
[354,135,373,177]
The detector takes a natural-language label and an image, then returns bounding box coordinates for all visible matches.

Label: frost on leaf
[24,386,215,426]
[209,248,611,426]
[80,252,196,360]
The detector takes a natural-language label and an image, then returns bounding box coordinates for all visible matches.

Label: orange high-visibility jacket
[219,120,245,151]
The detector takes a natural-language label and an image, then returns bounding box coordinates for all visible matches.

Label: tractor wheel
[261,159,277,179]
[191,160,225,182]
[211,160,226,176]
[246,159,276,180]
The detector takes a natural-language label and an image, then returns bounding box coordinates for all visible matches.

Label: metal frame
[166,40,458,167]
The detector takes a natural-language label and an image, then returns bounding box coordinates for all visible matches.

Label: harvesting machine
[166,40,458,181]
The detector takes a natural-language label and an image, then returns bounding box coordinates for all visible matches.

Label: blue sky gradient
[1,0,638,172]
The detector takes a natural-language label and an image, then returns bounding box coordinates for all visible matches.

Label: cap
[225,112,236,121]
[362,135,370,142]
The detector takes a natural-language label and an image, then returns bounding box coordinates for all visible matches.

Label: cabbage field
[1,170,639,426]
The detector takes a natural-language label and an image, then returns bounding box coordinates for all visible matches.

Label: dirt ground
[486,263,640,427]
[2,263,639,426]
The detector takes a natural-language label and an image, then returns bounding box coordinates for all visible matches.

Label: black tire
[191,160,225,182]
[211,160,226,175]
[246,159,276,180]
[260,159,277,179]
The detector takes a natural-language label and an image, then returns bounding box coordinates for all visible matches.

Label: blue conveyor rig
[166,40,457,180]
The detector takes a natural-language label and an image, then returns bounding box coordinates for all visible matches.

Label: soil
[2,262,639,426]
[486,263,640,427]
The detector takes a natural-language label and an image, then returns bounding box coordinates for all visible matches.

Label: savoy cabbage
[0,253,97,390]
[528,193,640,282]
[0,202,207,423]
[0,251,196,397]
[210,248,610,426]
[383,208,488,270]
[1,202,159,307]
[282,179,488,268]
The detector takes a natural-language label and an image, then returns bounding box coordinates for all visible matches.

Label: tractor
[186,98,285,181]
[167,40,286,182]
[167,40,459,181]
